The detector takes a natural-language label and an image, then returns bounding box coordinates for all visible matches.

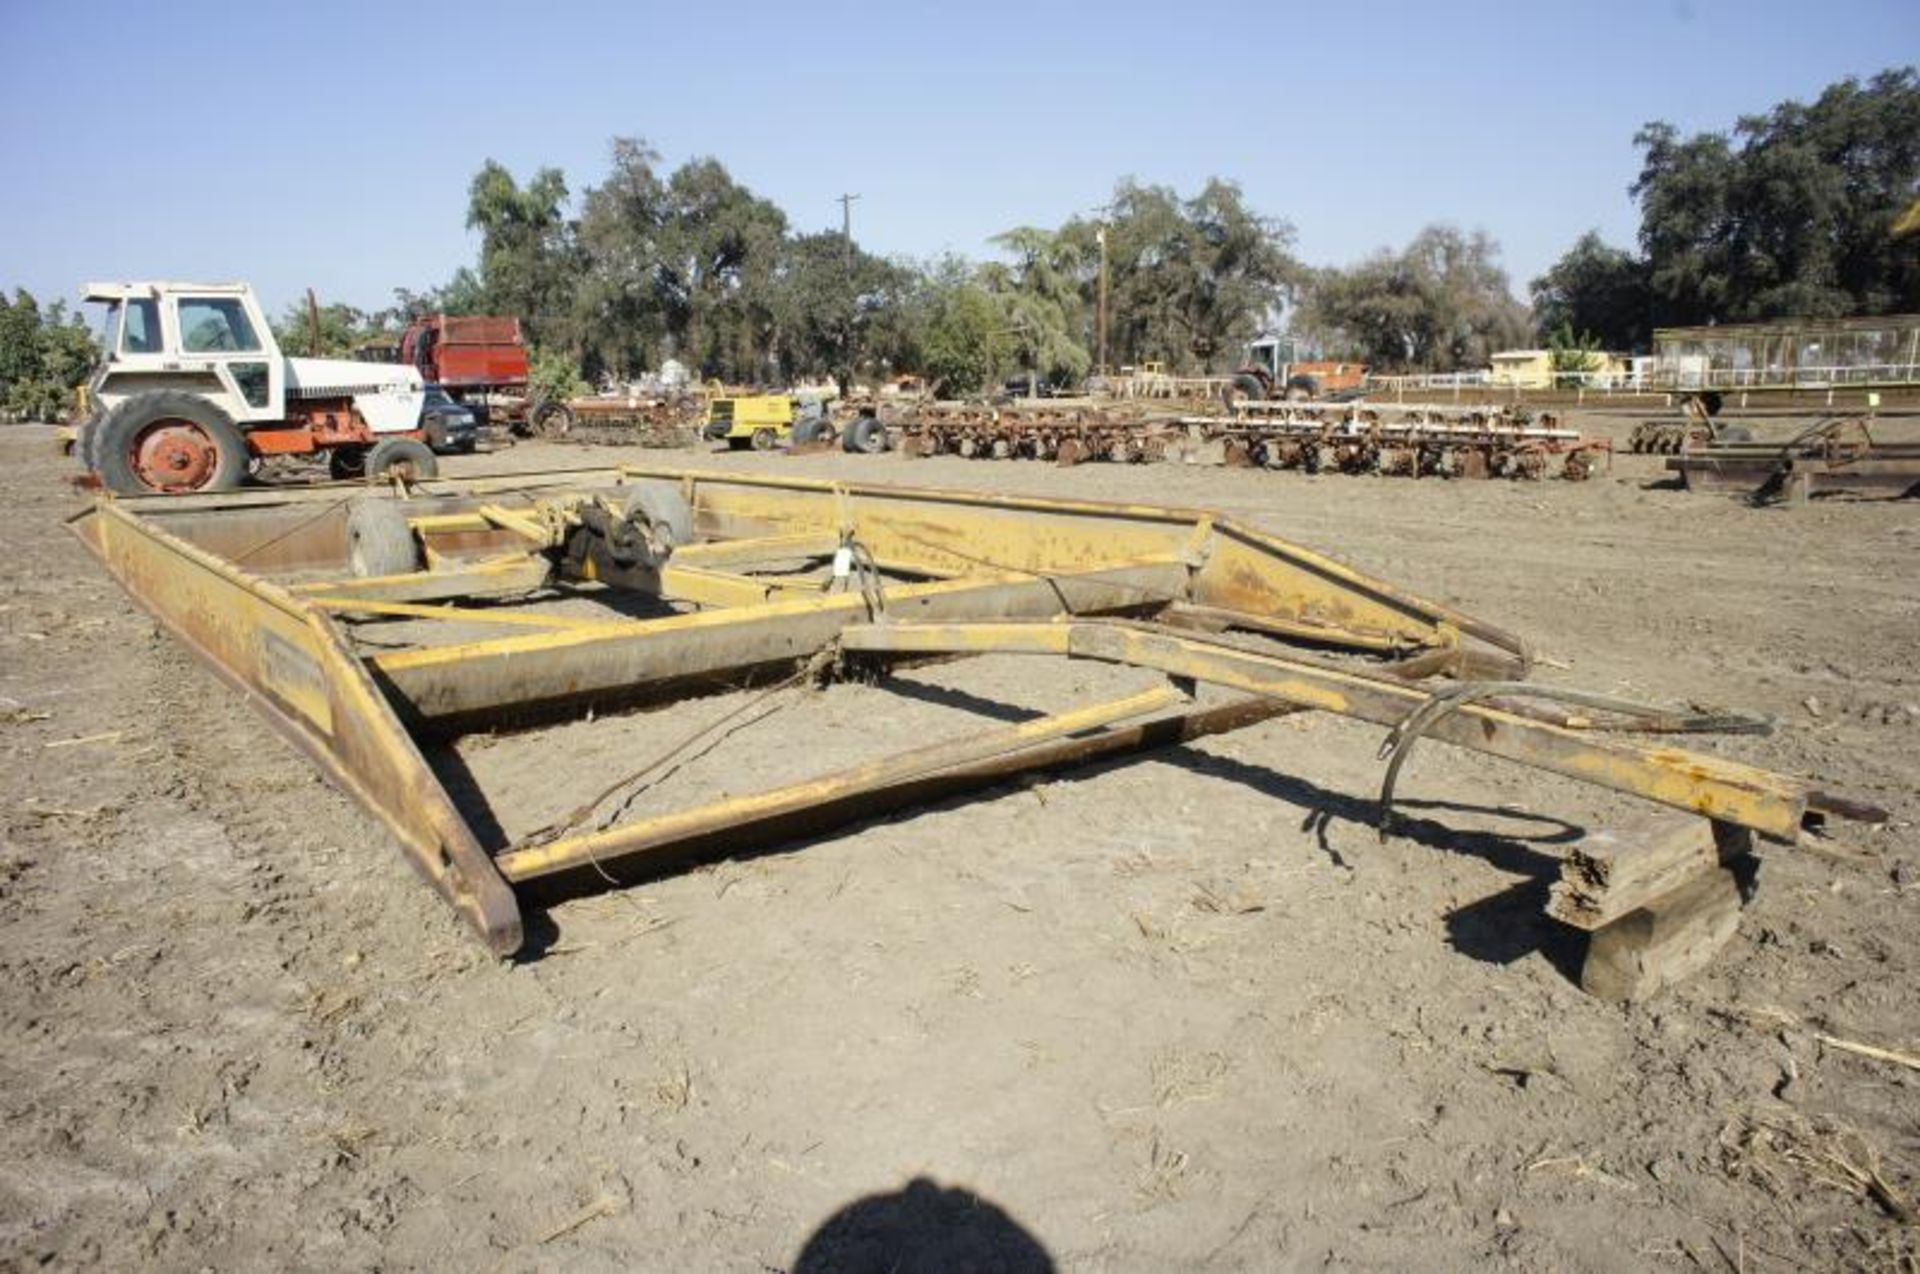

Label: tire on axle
[843,415,888,454]
[345,497,422,578]
[94,390,250,495]
[364,437,439,482]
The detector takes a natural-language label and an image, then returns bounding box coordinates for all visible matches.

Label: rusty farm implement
[72,467,1877,995]
[885,400,1609,479]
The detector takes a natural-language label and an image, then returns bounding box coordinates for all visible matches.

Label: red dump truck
[391,315,574,436]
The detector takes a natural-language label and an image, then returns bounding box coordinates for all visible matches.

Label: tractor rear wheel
[1222,373,1266,408]
[364,437,439,482]
[75,411,108,473]
[95,391,250,495]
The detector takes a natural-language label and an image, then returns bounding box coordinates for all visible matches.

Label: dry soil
[0,414,1916,1271]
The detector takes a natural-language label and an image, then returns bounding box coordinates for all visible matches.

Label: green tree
[573,140,790,384]
[657,157,788,378]
[916,259,1009,396]
[270,297,386,358]
[574,137,673,382]
[466,160,582,349]
[1631,68,1920,323]
[980,226,1092,386]
[0,291,98,421]
[1089,178,1298,372]
[1545,321,1603,386]
[37,301,98,392]
[393,272,486,321]
[772,231,910,391]
[1530,231,1652,351]
[527,345,587,404]
[1299,225,1529,371]
[0,290,45,390]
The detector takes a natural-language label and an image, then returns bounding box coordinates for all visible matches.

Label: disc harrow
[885,400,1608,480]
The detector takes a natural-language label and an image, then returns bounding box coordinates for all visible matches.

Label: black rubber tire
[75,411,107,472]
[632,479,695,548]
[1285,374,1322,402]
[364,437,439,481]
[533,402,575,438]
[328,447,368,481]
[791,417,829,445]
[94,390,249,495]
[750,427,777,452]
[842,415,888,454]
[1223,373,1265,406]
[345,497,420,578]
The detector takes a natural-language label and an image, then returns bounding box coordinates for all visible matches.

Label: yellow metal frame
[68,465,1852,957]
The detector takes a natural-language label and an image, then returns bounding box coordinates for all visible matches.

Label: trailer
[70,467,1880,996]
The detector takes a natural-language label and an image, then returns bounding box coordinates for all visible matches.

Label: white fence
[1649,361,1920,390]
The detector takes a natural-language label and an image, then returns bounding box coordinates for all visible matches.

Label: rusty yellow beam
[305,595,624,631]
[667,533,839,568]
[476,503,554,544]
[68,501,523,952]
[655,564,826,609]
[370,557,1189,724]
[838,619,1809,838]
[646,468,1517,660]
[289,554,553,604]
[405,512,494,536]
[495,683,1194,882]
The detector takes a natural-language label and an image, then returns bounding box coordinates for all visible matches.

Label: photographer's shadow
[795,1176,1054,1274]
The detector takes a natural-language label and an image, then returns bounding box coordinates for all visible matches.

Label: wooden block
[1580,867,1743,1003]
[1550,813,1751,931]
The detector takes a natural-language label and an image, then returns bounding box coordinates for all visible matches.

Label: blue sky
[2,0,1913,324]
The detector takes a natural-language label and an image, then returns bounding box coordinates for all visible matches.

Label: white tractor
[77,281,436,495]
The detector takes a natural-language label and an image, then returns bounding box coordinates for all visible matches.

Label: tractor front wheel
[95,391,250,495]
[364,437,439,482]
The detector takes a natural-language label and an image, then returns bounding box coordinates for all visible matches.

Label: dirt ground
[1,412,1916,1272]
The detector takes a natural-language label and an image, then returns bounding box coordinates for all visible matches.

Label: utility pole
[1095,226,1110,376]
[837,193,861,267]
[835,193,862,394]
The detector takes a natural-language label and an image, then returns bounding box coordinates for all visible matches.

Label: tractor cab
[85,282,286,424]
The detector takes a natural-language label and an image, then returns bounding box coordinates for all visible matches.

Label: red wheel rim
[128,418,221,492]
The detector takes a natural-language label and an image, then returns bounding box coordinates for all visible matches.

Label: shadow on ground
[794,1177,1054,1274]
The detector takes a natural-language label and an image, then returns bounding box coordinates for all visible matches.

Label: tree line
[405,67,1912,392]
[3,68,1912,417]
[0,293,98,422]
[1532,68,1919,352]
